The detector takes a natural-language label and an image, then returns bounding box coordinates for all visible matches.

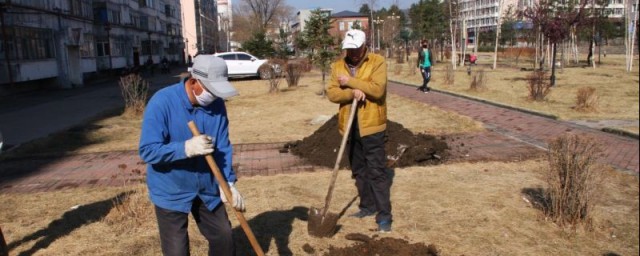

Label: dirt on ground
[309,233,439,256]
[287,115,450,169]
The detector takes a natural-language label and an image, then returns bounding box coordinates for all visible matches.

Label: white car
[214,52,281,79]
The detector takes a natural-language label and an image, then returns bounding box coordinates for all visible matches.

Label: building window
[340,22,345,31]
[81,34,94,57]
[96,38,111,57]
[1,27,55,60]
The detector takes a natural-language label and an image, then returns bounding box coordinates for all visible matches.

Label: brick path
[0,81,637,193]
[389,81,639,173]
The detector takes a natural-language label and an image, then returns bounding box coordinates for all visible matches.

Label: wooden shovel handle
[321,98,358,218]
[187,121,264,256]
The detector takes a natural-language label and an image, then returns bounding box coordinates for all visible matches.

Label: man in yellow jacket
[327,29,392,233]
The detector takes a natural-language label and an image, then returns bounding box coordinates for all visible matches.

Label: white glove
[220,182,245,211]
[185,135,214,158]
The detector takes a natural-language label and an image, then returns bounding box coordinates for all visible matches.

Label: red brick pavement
[1,82,636,193]
[389,81,639,173]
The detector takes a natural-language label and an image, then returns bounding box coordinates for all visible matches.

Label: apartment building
[181,0,219,63]
[0,0,183,89]
[329,10,370,42]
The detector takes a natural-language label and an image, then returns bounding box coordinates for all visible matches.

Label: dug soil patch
[287,115,449,168]
[322,233,440,256]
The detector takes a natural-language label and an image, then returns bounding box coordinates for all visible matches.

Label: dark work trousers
[348,117,393,224]
[420,66,432,90]
[154,197,234,256]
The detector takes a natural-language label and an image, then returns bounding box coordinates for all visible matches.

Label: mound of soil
[287,115,449,169]
[323,233,440,256]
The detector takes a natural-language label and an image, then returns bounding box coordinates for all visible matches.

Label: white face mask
[194,82,217,106]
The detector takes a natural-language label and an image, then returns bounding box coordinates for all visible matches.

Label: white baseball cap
[190,55,238,99]
[342,29,367,49]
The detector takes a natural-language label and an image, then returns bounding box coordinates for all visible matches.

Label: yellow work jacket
[327,51,387,137]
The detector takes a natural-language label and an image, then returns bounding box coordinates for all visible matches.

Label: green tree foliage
[409,0,447,46]
[241,31,275,59]
[275,28,292,59]
[500,5,518,46]
[296,9,338,82]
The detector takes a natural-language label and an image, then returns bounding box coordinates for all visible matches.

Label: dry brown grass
[0,66,637,256]
[225,72,483,144]
[1,160,637,255]
[388,54,640,125]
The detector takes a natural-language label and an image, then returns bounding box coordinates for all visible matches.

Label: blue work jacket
[139,80,237,213]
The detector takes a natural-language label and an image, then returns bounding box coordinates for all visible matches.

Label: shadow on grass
[233,196,359,256]
[6,192,130,256]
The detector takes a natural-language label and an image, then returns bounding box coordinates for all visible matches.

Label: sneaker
[377,220,392,233]
[348,209,376,218]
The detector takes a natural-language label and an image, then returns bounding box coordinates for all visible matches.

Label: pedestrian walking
[417,39,434,93]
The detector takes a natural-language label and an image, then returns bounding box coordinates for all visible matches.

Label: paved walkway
[389,82,639,173]
[0,79,637,193]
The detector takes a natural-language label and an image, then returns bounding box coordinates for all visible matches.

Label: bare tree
[237,0,287,32]
[493,0,505,69]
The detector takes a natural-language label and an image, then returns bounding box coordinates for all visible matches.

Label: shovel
[187,121,265,256]
[308,98,358,237]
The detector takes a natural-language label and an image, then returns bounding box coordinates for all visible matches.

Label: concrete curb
[390,80,639,141]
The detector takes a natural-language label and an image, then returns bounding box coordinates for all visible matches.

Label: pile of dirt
[287,115,449,169]
[321,233,440,256]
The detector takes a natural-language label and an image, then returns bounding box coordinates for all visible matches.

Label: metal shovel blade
[307,207,339,237]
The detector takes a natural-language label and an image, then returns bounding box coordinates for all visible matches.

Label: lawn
[0,67,638,256]
[388,53,639,135]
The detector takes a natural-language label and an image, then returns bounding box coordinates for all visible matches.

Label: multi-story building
[291,8,333,36]
[329,10,370,43]
[217,0,232,52]
[181,0,219,64]
[0,0,183,90]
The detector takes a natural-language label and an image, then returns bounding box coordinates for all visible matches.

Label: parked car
[213,52,281,79]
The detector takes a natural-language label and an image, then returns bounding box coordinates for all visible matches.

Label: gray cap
[190,55,238,99]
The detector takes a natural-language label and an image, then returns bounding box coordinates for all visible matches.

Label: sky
[287,0,413,13]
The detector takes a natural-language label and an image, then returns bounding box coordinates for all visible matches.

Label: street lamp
[373,17,384,53]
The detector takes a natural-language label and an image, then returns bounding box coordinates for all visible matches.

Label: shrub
[119,73,149,116]
[394,64,402,75]
[544,134,602,228]
[527,70,551,101]
[267,59,286,93]
[285,60,304,87]
[469,69,487,92]
[443,64,455,85]
[574,87,599,112]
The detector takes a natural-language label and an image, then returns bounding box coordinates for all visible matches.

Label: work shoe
[348,209,376,218]
[377,220,392,233]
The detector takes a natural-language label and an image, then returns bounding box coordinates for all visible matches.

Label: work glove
[220,182,245,211]
[185,135,214,158]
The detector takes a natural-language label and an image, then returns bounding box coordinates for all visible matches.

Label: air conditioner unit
[67,28,84,46]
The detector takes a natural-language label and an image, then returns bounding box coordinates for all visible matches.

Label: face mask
[422,44,427,49]
[194,83,217,106]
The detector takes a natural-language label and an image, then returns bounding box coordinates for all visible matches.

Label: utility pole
[373,16,384,52]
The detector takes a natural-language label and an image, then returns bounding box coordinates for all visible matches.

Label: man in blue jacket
[139,54,243,256]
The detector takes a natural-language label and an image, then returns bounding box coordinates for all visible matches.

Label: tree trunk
[551,42,557,86]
